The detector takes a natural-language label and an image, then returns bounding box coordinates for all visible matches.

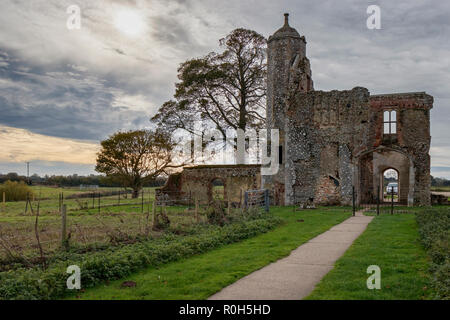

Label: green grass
[306,213,432,300]
[431,186,450,192]
[69,207,351,300]
[0,186,158,216]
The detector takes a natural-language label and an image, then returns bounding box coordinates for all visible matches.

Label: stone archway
[358,147,414,205]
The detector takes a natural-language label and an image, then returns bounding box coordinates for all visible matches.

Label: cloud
[0,63,151,140]
[0,0,449,176]
[0,125,99,165]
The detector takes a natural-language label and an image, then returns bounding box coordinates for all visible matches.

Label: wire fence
[0,187,270,270]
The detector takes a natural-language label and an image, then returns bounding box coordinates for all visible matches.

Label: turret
[264,13,313,205]
[267,13,313,132]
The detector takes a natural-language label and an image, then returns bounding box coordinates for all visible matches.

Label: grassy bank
[70,207,350,299]
[306,213,432,300]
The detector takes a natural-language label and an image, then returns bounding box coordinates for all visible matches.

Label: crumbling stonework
[263,14,433,206]
[158,165,261,204]
[161,14,433,207]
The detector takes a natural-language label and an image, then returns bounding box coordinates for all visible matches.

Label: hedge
[416,208,449,299]
[0,216,281,300]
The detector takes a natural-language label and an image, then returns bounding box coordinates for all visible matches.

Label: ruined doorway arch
[358,147,413,205]
[208,178,226,202]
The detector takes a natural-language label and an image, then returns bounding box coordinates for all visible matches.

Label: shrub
[0,216,282,300]
[416,208,450,299]
[0,180,33,201]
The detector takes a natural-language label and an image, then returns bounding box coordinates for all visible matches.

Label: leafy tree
[152,28,267,146]
[95,130,180,198]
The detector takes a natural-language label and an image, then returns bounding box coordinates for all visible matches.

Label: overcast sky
[0,0,449,177]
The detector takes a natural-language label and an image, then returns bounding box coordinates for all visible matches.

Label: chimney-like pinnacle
[284,13,289,26]
[268,12,301,42]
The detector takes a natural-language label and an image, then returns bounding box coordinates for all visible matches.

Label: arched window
[383,110,397,135]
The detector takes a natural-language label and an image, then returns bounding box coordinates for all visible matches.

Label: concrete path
[208,210,373,300]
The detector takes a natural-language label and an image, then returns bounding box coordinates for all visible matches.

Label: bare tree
[152,28,267,145]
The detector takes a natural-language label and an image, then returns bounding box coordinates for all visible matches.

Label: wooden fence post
[227,195,231,216]
[195,197,199,221]
[61,204,68,250]
[244,191,248,210]
[391,188,394,215]
[141,189,144,214]
[239,189,243,208]
[152,201,157,227]
[2,191,5,212]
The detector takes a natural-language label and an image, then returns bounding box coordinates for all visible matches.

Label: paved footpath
[209,210,373,300]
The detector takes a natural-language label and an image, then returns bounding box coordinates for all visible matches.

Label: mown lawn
[69,207,351,300]
[306,213,433,300]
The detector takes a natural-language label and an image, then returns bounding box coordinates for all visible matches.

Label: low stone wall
[158,164,261,204]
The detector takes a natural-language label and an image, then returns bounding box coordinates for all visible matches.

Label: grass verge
[306,213,432,300]
[70,207,350,299]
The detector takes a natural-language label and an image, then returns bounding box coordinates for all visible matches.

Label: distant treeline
[0,172,167,188]
[431,176,450,187]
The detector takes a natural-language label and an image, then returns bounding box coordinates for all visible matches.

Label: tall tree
[152,28,267,145]
[95,129,180,198]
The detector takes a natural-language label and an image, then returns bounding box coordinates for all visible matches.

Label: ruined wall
[264,14,433,207]
[158,165,261,204]
[369,93,433,205]
[285,87,371,206]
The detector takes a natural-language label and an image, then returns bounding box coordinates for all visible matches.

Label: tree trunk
[132,188,140,199]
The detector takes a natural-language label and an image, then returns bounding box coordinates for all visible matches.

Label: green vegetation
[0,186,157,216]
[431,186,450,192]
[0,181,33,202]
[416,207,449,299]
[306,213,432,300]
[70,207,350,300]
[0,212,281,300]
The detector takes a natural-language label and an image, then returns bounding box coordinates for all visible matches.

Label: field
[431,186,450,192]
[0,186,204,270]
[0,185,285,299]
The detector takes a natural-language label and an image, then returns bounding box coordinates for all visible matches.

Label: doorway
[209,178,225,202]
[382,168,399,203]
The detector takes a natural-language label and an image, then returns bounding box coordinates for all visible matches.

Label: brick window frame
[383,109,397,135]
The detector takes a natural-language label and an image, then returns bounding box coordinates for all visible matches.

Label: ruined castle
[263,14,433,206]
[159,14,433,207]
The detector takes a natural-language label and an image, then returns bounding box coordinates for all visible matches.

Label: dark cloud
[0,56,152,140]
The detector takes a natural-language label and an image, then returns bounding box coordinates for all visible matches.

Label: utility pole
[26,162,30,185]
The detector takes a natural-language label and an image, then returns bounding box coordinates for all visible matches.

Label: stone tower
[264,13,314,205]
